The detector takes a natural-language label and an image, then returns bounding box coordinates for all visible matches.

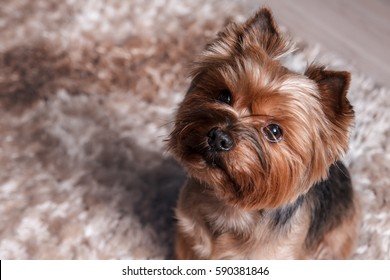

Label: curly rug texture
[0,0,389,259]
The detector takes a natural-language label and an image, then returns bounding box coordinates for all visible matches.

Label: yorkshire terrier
[168,7,359,259]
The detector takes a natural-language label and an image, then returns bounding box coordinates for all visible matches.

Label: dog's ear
[305,65,353,119]
[245,7,279,36]
[240,7,290,59]
[305,65,354,162]
[192,7,288,80]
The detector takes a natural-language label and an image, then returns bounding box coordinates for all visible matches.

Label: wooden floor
[248,0,390,88]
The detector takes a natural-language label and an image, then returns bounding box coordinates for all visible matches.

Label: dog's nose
[207,128,233,151]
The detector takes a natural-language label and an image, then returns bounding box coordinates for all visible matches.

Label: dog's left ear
[305,65,353,120]
[245,7,279,36]
[305,65,354,162]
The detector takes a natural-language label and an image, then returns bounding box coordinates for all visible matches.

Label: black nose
[207,128,233,151]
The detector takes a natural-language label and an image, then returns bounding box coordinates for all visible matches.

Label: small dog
[168,7,359,259]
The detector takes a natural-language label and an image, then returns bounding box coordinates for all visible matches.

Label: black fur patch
[305,161,354,248]
[271,195,305,228]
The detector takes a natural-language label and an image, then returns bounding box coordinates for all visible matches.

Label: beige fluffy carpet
[0,0,389,259]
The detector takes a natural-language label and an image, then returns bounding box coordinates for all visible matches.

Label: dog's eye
[217,89,232,105]
[262,124,283,143]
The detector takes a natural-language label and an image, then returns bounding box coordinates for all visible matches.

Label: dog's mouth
[203,149,226,169]
[185,142,227,169]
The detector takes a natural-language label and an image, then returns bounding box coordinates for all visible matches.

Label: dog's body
[168,8,359,259]
[175,161,358,259]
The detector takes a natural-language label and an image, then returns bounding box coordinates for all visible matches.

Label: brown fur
[168,7,359,259]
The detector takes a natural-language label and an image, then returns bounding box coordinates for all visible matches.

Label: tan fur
[175,180,360,259]
[175,182,312,259]
[310,197,361,259]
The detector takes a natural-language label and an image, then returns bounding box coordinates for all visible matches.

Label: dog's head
[168,8,354,209]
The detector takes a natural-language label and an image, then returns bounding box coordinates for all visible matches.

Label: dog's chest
[207,207,309,259]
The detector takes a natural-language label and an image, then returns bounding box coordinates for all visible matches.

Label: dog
[168,7,359,259]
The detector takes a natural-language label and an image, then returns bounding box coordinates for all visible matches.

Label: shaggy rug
[0,0,389,259]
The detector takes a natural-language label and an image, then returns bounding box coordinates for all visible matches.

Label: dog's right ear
[244,7,279,36]
[202,7,281,58]
[239,7,291,59]
[192,7,289,79]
